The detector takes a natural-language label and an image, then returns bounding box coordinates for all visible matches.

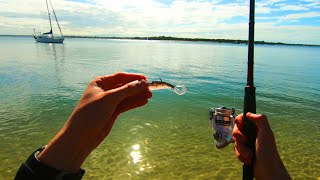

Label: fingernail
[130,80,148,89]
[129,80,141,85]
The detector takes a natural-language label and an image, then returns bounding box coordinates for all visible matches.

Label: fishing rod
[242,0,257,179]
[209,0,257,179]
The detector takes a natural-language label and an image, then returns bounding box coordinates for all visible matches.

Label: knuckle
[95,75,103,80]
[232,129,240,137]
[88,80,98,87]
[260,114,267,120]
[232,128,237,135]
[126,82,134,88]
[114,72,125,77]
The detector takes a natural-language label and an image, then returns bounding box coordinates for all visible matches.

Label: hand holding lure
[148,78,187,95]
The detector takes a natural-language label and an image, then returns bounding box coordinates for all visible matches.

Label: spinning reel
[209,107,235,149]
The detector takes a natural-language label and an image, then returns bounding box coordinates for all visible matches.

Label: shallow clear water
[0,36,319,179]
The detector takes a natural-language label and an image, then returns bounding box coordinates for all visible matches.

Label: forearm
[262,162,291,180]
[14,121,88,180]
[276,161,291,180]
[270,155,291,180]
[255,149,291,180]
[37,121,91,172]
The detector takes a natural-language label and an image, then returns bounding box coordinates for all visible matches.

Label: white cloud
[280,11,320,20]
[278,4,309,11]
[0,0,319,44]
[256,23,320,44]
[302,0,320,7]
[257,0,287,7]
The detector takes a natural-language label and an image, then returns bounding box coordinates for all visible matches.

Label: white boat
[34,0,64,43]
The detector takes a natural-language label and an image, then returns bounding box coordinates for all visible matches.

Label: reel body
[209,107,235,149]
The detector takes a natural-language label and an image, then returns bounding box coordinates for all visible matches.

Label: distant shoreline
[1,34,319,47]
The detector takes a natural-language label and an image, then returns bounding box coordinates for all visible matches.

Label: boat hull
[34,36,64,43]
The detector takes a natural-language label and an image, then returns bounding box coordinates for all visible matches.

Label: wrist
[272,160,291,180]
[256,156,290,180]
[37,123,92,172]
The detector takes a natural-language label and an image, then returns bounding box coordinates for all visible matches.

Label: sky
[0,0,319,44]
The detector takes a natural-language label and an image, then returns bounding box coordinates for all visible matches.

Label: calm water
[0,36,319,179]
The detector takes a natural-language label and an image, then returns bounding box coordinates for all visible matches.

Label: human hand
[66,72,152,149]
[232,113,291,180]
[38,72,152,171]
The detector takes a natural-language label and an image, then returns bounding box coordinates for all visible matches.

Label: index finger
[96,72,147,91]
[246,112,272,133]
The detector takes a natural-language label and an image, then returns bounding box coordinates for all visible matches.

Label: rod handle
[242,86,257,180]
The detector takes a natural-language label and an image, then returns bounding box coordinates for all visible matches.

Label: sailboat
[34,0,64,43]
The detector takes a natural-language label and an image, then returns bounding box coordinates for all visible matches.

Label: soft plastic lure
[148,78,187,95]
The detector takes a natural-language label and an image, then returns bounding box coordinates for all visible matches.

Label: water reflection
[129,143,155,174]
[130,144,142,164]
[35,43,65,84]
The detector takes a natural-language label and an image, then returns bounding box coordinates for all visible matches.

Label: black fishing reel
[209,107,235,149]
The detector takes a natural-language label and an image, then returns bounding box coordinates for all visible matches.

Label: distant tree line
[63,35,319,47]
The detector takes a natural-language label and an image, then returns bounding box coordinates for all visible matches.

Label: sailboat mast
[46,0,53,35]
[49,0,64,37]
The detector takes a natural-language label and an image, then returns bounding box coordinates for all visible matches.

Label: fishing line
[233,84,236,111]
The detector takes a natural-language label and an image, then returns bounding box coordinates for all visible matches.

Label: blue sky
[0,0,319,44]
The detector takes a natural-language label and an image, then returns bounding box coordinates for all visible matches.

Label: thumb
[246,112,272,133]
[107,80,148,103]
